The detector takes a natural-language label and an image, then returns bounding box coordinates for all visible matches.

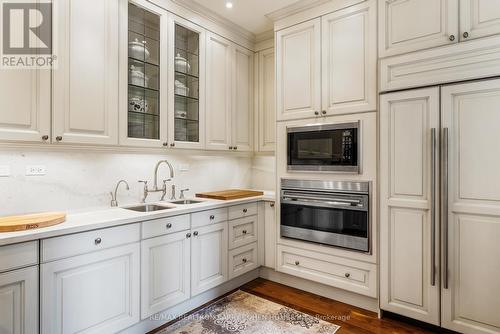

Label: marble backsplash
[0,149,276,216]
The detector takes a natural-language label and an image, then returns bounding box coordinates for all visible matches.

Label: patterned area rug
[160,290,341,334]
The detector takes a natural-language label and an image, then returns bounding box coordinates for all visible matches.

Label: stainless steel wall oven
[280,179,370,252]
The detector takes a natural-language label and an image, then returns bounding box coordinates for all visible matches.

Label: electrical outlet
[26,165,46,176]
[179,164,190,172]
[0,165,10,177]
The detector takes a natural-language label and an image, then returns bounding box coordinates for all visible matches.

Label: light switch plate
[26,165,46,176]
[179,164,190,172]
[0,165,10,177]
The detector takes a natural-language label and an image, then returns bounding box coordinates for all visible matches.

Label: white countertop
[0,192,275,246]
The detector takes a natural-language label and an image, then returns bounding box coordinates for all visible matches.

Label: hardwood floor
[151,278,442,333]
[240,278,438,334]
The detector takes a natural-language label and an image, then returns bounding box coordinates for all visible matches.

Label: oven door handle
[281,197,367,210]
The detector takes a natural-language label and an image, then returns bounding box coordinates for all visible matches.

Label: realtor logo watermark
[1,0,56,68]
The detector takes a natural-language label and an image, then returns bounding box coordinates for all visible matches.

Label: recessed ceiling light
[225,0,233,8]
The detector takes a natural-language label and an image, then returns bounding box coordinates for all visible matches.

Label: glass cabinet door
[169,16,205,148]
[127,3,161,141]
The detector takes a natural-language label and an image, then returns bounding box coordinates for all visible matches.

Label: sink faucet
[110,180,129,207]
[139,160,175,203]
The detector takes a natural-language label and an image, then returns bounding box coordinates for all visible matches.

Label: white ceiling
[192,0,300,35]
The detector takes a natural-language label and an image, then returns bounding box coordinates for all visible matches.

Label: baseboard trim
[121,269,260,334]
[259,267,379,313]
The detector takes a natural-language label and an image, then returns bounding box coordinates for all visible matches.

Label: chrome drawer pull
[94,238,102,245]
[209,215,215,220]
[243,208,248,213]
[295,261,300,266]
[242,230,247,235]
[166,223,172,229]
[345,273,350,278]
[242,258,247,263]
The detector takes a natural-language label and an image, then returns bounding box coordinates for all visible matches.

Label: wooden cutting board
[0,212,66,233]
[196,189,264,200]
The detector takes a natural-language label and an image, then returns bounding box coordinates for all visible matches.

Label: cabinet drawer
[228,216,258,249]
[228,242,258,279]
[0,241,38,273]
[277,245,377,298]
[142,214,190,239]
[41,223,140,262]
[228,203,257,220]
[191,208,228,228]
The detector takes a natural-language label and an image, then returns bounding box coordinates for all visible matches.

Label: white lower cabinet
[0,266,39,334]
[228,242,258,279]
[277,245,377,298]
[141,231,191,319]
[191,222,228,296]
[41,243,140,334]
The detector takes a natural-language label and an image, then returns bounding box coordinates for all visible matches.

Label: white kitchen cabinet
[441,80,500,334]
[168,14,206,149]
[120,0,169,148]
[256,48,276,152]
[460,0,500,41]
[141,230,190,319]
[228,242,258,279]
[190,222,228,296]
[378,0,459,58]
[41,243,140,334]
[276,18,321,121]
[380,87,441,325]
[321,0,376,115]
[53,0,119,145]
[0,266,39,334]
[231,45,254,152]
[205,33,232,150]
[0,70,50,143]
[263,202,276,269]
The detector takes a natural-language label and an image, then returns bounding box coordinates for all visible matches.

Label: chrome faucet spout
[153,160,174,190]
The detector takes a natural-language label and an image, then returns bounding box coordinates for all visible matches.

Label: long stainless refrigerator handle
[442,127,449,289]
[430,128,436,286]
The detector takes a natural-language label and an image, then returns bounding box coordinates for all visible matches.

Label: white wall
[0,149,253,216]
[250,155,275,192]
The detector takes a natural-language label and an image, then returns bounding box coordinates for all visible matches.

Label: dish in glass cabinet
[129,65,150,87]
[129,96,149,113]
[129,38,150,60]
[175,53,191,73]
[174,79,189,96]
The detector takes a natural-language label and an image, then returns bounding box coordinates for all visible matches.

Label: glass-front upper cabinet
[121,1,167,147]
[168,15,205,149]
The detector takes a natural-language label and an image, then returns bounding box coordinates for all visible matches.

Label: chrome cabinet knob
[170,143,175,147]
[94,237,102,245]
[345,273,350,278]
[242,258,247,263]
[42,135,49,141]
[163,142,168,147]
[210,215,215,220]
[55,136,63,142]
[243,208,248,213]
[270,203,275,208]
[242,230,247,235]
[314,111,319,116]
[193,231,199,236]
[186,233,191,238]
[295,261,300,266]
[166,223,172,229]
[449,35,455,41]
[229,146,233,150]
[233,146,238,150]
[463,32,469,39]
[322,110,327,115]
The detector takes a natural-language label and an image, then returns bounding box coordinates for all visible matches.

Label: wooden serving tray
[0,212,66,232]
[196,189,264,201]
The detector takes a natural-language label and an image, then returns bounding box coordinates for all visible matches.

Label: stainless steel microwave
[287,122,360,173]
